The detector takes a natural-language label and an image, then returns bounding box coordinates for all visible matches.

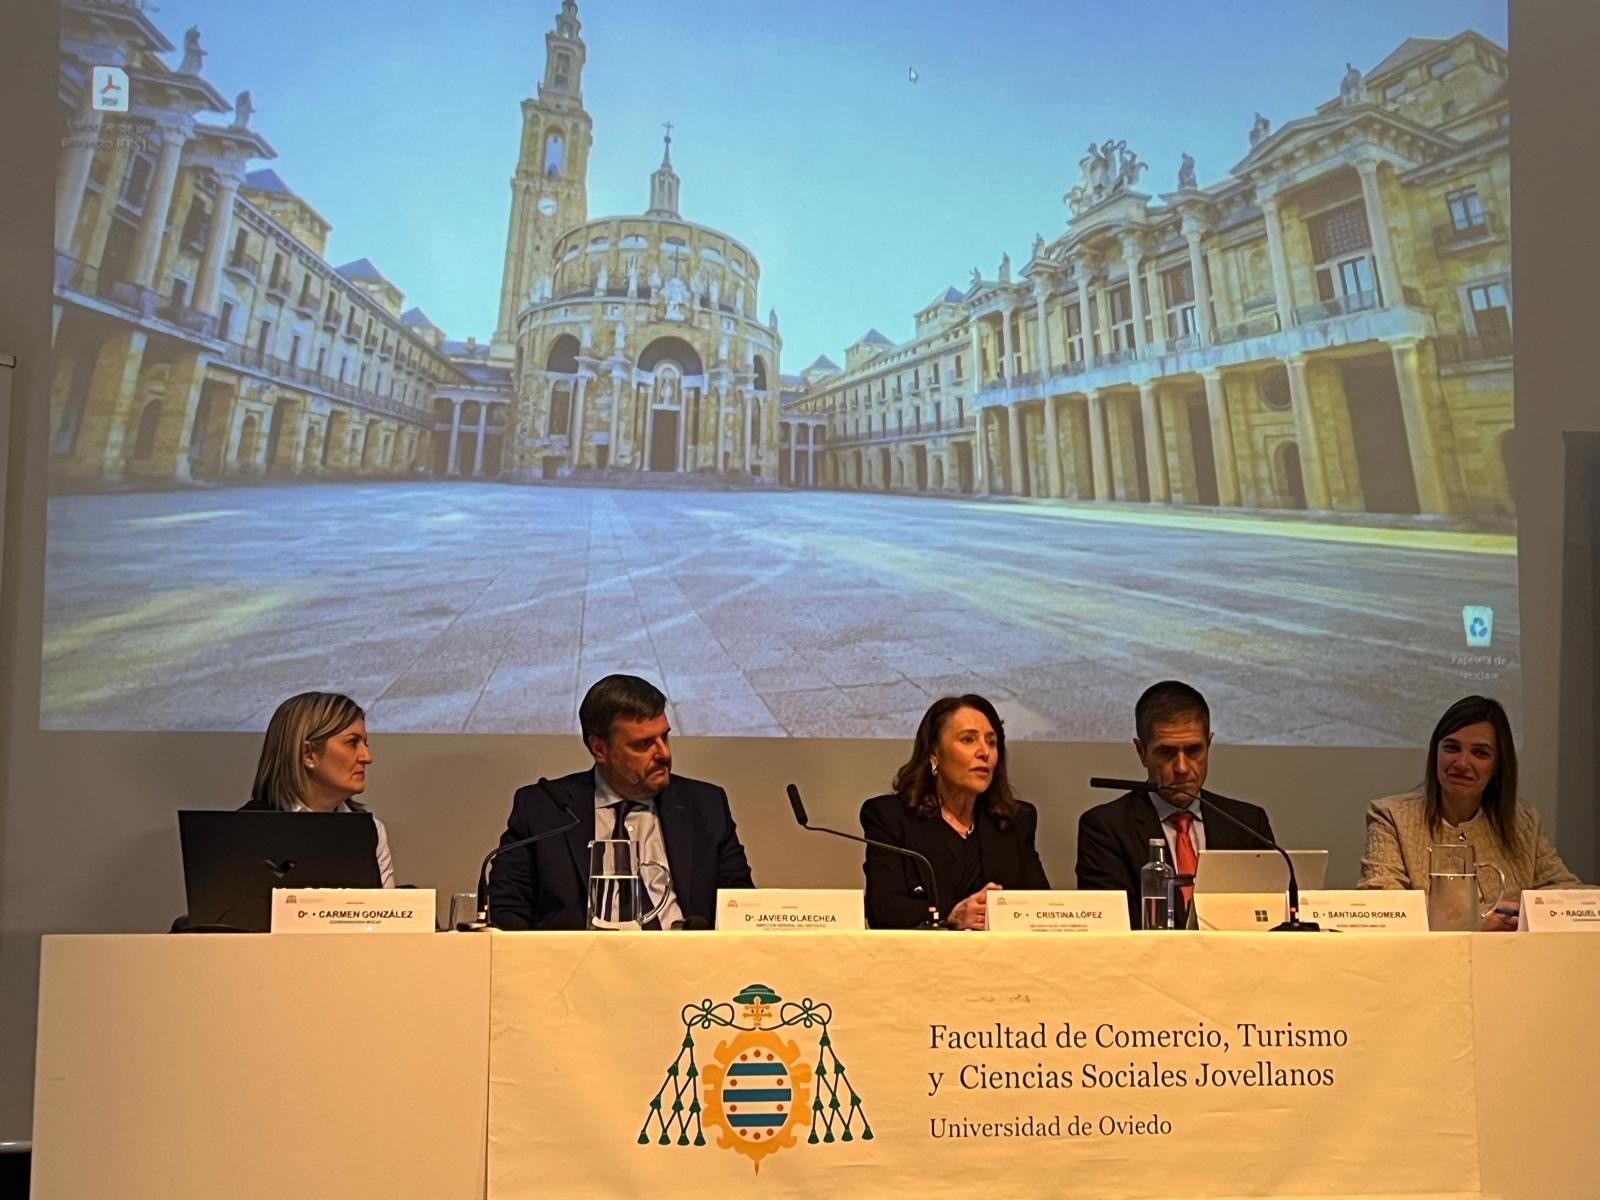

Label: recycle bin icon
[1462,605,1494,648]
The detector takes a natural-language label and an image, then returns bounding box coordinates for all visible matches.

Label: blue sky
[117,0,1506,371]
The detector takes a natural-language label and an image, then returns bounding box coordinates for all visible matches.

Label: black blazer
[860,792,1050,929]
[486,769,755,930]
[1075,790,1276,928]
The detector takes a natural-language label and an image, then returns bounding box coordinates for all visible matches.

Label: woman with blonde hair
[244,691,393,886]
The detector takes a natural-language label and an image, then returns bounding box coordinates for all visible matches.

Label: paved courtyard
[41,482,1520,744]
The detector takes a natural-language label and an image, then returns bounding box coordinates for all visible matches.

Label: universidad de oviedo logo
[640,983,873,1171]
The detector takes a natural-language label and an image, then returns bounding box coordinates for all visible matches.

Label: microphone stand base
[1270,919,1323,932]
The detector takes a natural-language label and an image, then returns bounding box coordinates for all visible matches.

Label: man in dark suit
[1076,680,1275,929]
[486,674,754,929]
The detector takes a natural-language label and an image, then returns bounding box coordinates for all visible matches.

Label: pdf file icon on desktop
[90,66,128,113]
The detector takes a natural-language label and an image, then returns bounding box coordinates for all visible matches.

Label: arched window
[653,362,683,407]
[549,383,574,437]
[543,132,565,177]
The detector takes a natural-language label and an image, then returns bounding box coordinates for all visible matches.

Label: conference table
[29,930,1597,1199]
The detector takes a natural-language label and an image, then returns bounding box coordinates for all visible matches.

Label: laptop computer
[1194,849,1330,894]
[178,810,382,932]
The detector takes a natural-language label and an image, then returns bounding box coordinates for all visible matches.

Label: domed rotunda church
[493,1,783,481]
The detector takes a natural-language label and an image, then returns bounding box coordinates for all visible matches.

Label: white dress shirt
[292,798,394,887]
[592,767,684,930]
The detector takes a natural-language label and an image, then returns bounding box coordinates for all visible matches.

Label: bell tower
[493,0,592,353]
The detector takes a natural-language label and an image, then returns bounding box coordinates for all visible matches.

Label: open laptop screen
[1194,849,1330,895]
[178,810,381,932]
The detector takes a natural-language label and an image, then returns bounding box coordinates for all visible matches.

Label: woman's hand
[1480,899,1520,932]
[948,882,1002,930]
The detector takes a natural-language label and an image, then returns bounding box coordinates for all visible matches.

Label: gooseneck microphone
[473,778,580,930]
[1087,777,1320,932]
[786,784,945,929]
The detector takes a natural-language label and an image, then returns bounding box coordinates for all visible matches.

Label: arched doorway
[546,334,580,447]
[324,411,345,469]
[186,391,213,475]
[303,421,324,473]
[264,400,290,474]
[931,455,945,491]
[237,413,260,474]
[637,337,704,472]
[648,362,683,472]
[1275,441,1307,509]
[131,400,161,461]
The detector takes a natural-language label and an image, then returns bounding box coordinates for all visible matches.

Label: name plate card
[987,890,1130,932]
[1519,890,1600,931]
[717,889,865,932]
[270,888,435,934]
[1300,889,1428,932]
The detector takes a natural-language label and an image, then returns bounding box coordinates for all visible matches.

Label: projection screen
[44,0,1516,745]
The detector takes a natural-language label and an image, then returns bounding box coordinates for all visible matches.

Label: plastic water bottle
[1140,838,1176,930]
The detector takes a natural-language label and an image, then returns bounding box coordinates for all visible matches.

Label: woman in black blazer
[861,694,1049,929]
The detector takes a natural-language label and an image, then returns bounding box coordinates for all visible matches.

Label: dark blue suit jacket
[1075,790,1276,928]
[486,769,755,929]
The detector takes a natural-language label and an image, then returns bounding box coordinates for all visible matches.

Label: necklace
[940,807,974,838]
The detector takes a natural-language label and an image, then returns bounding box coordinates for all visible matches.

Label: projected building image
[43,0,1518,739]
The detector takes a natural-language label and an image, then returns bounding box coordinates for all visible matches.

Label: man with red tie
[1075,681,1276,929]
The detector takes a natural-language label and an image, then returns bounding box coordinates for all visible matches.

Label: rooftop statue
[179,27,206,75]
[1178,152,1197,190]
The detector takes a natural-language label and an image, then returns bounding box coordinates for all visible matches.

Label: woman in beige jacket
[1358,695,1582,930]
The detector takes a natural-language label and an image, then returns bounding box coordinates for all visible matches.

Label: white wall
[3,0,1597,1142]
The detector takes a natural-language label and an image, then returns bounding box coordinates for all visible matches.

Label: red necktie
[1172,811,1197,908]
